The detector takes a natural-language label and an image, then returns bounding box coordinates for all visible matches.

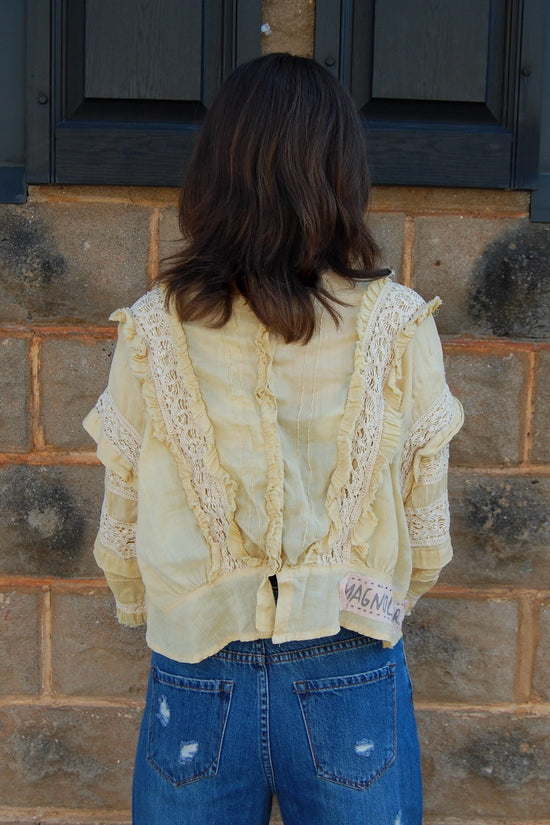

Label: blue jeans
[132,629,422,825]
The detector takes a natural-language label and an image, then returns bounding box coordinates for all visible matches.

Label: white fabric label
[339,574,405,632]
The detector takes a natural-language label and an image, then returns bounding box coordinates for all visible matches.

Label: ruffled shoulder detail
[121,289,247,576]
[305,277,439,564]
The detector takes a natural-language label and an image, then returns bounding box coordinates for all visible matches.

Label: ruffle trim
[112,292,247,578]
[305,277,441,565]
[255,326,284,572]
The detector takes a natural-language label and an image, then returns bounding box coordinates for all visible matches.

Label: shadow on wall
[469,224,550,339]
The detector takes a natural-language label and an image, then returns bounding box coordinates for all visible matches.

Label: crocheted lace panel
[98,500,137,560]
[94,387,142,471]
[132,290,243,573]
[400,384,456,495]
[405,494,450,547]
[417,444,449,487]
[328,281,426,563]
[105,468,138,501]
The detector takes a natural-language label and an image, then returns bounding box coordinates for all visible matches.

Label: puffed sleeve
[399,313,463,612]
[83,309,148,626]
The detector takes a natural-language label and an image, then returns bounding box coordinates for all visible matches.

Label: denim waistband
[211,628,379,664]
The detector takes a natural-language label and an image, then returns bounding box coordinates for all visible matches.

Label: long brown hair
[158,53,384,343]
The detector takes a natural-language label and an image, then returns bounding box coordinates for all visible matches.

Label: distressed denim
[132,630,422,825]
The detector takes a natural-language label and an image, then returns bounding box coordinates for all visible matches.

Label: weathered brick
[404,597,517,703]
[468,223,550,339]
[444,349,525,466]
[261,0,315,56]
[369,213,406,280]
[445,474,550,588]
[0,464,104,578]
[418,711,550,819]
[158,206,180,269]
[0,203,150,324]
[0,705,140,808]
[51,590,149,698]
[0,337,29,451]
[40,337,115,449]
[413,216,526,337]
[0,591,41,695]
[532,602,550,703]
[532,349,550,464]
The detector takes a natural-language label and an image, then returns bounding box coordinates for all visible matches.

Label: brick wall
[1,183,549,825]
[1,2,550,821]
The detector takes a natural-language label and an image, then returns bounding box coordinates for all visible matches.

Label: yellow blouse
[83,275,463,663]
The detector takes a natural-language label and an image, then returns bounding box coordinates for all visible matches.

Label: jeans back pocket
[147,665,233,787]
[293,663,396,790]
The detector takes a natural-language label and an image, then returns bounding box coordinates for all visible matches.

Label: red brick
[0,591,41,695]
[0,705,140,808]
[0,203,150,325]
[51,590,149,698]
[445,474,550,588]
[40,337,115,449]
[444,349,525,466]
[404,597,517,703]
[0,337,29,451]
[418,711,550,819]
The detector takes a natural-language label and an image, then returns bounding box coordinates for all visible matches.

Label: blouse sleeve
[83,310,148,626]
[400,313,464,612]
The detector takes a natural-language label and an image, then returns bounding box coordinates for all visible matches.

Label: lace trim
[105,469,138,501]
[327,281,426,563]
[95,387,142,470]
[255,326,284,570]
[400,385,456,494]
[417,444,449,486]
[132,290,243,573]
[98,502,137,559]
[405,495,450,547]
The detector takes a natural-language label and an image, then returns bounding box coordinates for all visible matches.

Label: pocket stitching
[146,667,234,787]
[294,663,397,791]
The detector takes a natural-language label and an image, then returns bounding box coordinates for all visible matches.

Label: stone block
[40,337,115,449]
[0,705,140,808]
[369,213,406,280]
[0,591,41,695]
[418,711,550,820]
[404,597,517,703]
[0,203,150,325]
[0,464,104,578]
[412,216,550,339]
[158,206,181,270]
[444,474,550,588]
[532,602,550,703]
[533,349,550,465]
[0,337,29,452]
[51,590,149,698]
[444,349,525,466]
[261,0,315,57]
